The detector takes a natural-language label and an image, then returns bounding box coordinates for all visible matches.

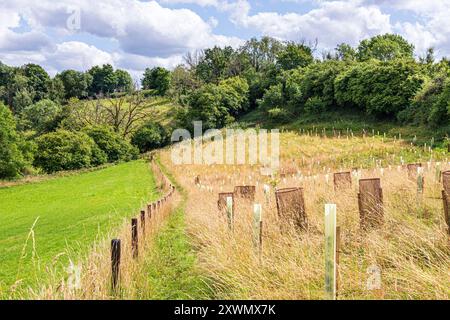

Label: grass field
[160,131,450,299]
[0,160,158,295]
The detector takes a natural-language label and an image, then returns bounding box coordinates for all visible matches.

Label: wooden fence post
[358,178,384,230]
[253,204,263,261]
[147,204,152,220]
[324,204,337,300]
[131,218,138,259]
[111,239,121,292]
[140,210,146,235]
[218,192,233,214]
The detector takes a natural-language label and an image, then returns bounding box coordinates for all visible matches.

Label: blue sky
[1,0,449,80]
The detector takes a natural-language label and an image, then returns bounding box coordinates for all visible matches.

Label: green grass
[239,109,450,148]
[0,160,158,293]
[131,159,214,300]
[133,203,214,299]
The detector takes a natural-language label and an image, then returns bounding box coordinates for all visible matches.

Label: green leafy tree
[0,102,28,179]
[57,70,92,99]
[20,99,62,134]
[115,69,134,93]
[141,67,171,95]
[33,130,98,173]
[357,34,414,62]
[195,46,236,83]
[22,63,50,102]
[334,59,424,117]
[131,121,168,153]
[277,42,314,70]
[88,64,118,95]
[335,43,357,61]
[83,125,138,162]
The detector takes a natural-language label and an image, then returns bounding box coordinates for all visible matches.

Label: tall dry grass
[160,133,450,300]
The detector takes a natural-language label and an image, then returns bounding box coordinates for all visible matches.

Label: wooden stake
[131,218,138,259]
[111,239,121,292]
[140,210,146,235]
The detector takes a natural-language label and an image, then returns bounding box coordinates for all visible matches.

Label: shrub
[0,102,28,179]
[304,96,327,114]
[20,99,62,134]
[131,122,168,153]
[83,126,138,162]
[34,130,99,173]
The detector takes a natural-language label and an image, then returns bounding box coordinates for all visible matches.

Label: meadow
[159,131,450,299]
[0,160,158,297]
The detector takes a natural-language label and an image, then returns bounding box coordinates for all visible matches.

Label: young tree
[20,99,62,134]
[141,67,171,95]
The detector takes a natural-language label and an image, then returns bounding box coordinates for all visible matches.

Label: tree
[88,64,118,95]
[83,125,138,162]
[357,34,414,62]
[335,43,357,61]
[57,70,92,99]
[169,65,200,104]
[195,46,236,83]
[20,99,62,134]
[131,121,168,153]
[277,42,314,70]
[141,67,171,95]
[334,59,424,117]
[22,63,50,102]
[33,130,99,173]
[0,102,28,179]
[241,37,283,72]
[115,69,134,93]
[66,92,149,137]
[184,76,249,129]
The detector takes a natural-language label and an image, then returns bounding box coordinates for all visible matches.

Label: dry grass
[160,132,450,300]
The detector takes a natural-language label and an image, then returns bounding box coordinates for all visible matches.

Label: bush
[267,108,290,122]
[83,126,138,162]
[304,96,327,114]
[131,122,168,153]
[34,130,100,173]
[20,99,62,134]
[0,102,28,179]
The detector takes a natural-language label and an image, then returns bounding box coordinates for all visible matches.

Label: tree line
[1,33,449,179]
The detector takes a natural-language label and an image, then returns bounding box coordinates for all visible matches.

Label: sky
[0,0,449,80]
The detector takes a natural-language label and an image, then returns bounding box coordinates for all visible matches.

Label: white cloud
[232,1,392,49]
[3,0,242,57]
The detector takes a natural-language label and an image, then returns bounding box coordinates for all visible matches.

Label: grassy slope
[239,109,449,148]
[0,160,158,291]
